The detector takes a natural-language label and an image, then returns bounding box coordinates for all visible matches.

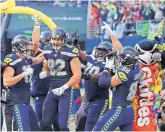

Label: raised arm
[101,21,123,53]
[71,32,87,63]
[32,11,41,54]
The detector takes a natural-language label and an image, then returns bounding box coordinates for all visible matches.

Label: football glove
[23,67,33,78]
[52,84,69,96]
[100,21,114,36]
[71,32,79,45]
[81,73,90,80]
[32,10,41,27]
[39,71,48,79]
[104,57,115,71]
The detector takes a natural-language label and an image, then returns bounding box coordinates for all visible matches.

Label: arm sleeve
[98,71,112,88]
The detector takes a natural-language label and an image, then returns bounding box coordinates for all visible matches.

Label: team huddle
[1,14,165,131]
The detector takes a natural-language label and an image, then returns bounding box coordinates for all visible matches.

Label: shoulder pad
[62,45,79,57]
[65,44,74,48]
[116,66,129,82]
[3,54,21,66]
[65,45,79,53]
[72,47,79,54]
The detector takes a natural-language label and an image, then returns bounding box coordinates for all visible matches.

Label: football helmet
[119,46,139,67]
[94,41,117,61]
[11,35,34,57]
[39,31,52,50]
[51,27,69,49]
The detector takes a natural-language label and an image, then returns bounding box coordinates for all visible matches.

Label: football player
[93,46,140,131]
[71,32,117,131]
[31,14,60,131]
[3,35,39,131]
[31,15,55,130]
[27,27,81,131]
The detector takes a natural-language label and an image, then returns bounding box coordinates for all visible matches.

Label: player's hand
[100,21,114,36]
[71,32,79,45]
[81,73,90,80]
[39,71,48,79]
[152,52,161,62]
[32,11,40,26]
[52,84,69,96]
[104,57,114,71]
[23,67,33,78]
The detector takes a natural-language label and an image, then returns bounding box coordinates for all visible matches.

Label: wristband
[34,25,40,28]
[63,84,69,90]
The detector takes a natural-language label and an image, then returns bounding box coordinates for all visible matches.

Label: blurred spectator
[88,0,165,38]
[106,3,118,23]
[53,0,88,7]
[91,2,100,25]
[141,1,155,20]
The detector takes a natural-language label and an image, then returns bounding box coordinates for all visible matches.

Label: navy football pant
[93,105,134,131]
[39,88,74,131]
[85,99,109,131]
[10,104,39,131]
[5,103,17,131]
[32,95,60,131]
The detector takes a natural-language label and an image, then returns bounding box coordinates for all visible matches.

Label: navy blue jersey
[31,51,50,96]
[43,44,79,89]
[112,64,140,106]
[3,54,32,106]
[84,55,108,102]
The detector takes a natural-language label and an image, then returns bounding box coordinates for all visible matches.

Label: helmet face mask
[94,41,117,62]
[95,48,108,61]
[21,44,34,58]
[41,38,51,45]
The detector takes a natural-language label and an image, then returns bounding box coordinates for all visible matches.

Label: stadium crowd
[89,0,165,38]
